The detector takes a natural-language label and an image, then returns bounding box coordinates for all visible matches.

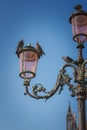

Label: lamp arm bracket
[24,63,77,100]
[24,70,64,100]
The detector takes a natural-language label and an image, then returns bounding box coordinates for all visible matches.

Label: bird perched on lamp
[62,56,78,65]
[74,5,82,11]
[36,42,45,56]
[16,40,24,56]
[62,56,74,63]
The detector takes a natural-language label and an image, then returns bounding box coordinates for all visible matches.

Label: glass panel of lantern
[71,14,87,43]
[19,50,38,79]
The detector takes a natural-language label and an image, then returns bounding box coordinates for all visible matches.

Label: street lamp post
[16,5,87,130]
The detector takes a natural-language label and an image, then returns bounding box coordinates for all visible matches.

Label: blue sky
[0,0,87,130]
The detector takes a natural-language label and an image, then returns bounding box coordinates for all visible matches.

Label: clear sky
[0,0,87,130]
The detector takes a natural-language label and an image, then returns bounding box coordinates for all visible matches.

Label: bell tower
[66,103,77,130]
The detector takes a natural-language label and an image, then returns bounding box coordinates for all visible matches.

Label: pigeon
[62,56,74,63]
[16,40,24,55]
[36,42,45,56]
[74,5,82,11]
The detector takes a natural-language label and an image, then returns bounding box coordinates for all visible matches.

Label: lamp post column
[76,87,86,130]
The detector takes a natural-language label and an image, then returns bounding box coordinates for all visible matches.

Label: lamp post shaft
[77,88,86,130]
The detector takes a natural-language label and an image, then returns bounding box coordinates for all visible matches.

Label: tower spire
[66,102,78,130]
[67,102,72,116]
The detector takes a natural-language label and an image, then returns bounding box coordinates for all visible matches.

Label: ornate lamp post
[16,5,87,130]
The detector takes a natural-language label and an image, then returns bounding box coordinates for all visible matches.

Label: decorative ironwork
[16,41,87,101]
[16,5,87,102]
[16,5,87,130]
[22,57,87,100]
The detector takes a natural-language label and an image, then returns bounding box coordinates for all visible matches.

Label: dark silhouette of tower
[66,103,78,130]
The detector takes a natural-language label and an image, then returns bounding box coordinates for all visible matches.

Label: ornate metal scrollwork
[24,70,65,100]
[22,55,87,100]
[23,62,78,100]
[60,63,77,97]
